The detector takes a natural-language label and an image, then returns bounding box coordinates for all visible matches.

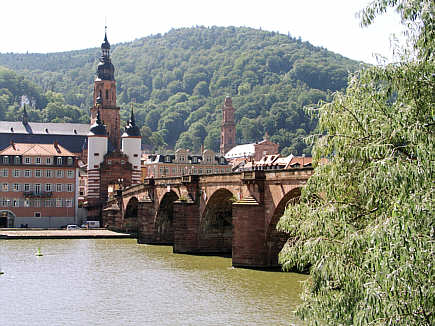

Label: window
[56,184,62,192]
[13,169,20,177]
[34,184,41,194]
[34,199,40,208]
[94,153,99,156]
[192,157,197,163]
[1,198,8,207]
[171,168,176,174]
[180,156,185,162]
[45,184,52,192]
[44,199,52,207]
[12,199,19,207]
[2,183,8,192]
[24,199,30,207]
[3,156,9,164]
[46,169,52,178]
[121,160,125,165]
[67,184,73,192]
[108,160,112,165]
[0,169,7,177]
[134,154,138,157]
[35,157,41,164]
[67,170,74,178]
[56,170,64,178]
[65,199,73,208]
[56,157,62,165]
[13,183,20,192]
[67,157,73,166]
[165,156,170,163]
[56,198,62,207]
[14,156,20,164]
[35,169,41,177]
[199,168,203,174]
[34,212,41,217]
[24,169,31,177]
[24,184,30,191]
[24,157,31,164]
[46,157,52,165]
[206,169,212,174]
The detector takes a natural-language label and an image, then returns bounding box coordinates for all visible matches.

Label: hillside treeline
[0,26,361,154]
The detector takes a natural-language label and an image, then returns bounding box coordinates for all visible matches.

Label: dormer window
[56,157,62,165]
[14,156,20,164]
[3,156,9,164]
[192,157,197,163]
[24,157,31,164]
[46,157,52,165]
[35,157,41,164]
[67,157,73,166]
[165,156,171,163]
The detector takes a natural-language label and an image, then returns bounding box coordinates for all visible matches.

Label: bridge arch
[0,210,16,228]
[200,188,234,254]
[155,190,179,244]
[124,197,139,233]
[266,187,301,266]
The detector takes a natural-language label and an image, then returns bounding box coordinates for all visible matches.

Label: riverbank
[0,229,132,239]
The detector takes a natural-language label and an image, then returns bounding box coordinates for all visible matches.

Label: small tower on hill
[220,96,236,155]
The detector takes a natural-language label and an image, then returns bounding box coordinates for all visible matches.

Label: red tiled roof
[0,142,75,157]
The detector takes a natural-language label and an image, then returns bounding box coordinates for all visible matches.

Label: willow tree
[278,1,434,325]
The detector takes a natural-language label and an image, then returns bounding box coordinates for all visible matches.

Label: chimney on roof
[200,144,204,154]
[10,140,15,150]
[54,140,61,153]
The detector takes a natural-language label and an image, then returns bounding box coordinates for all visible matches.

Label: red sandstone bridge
[102,167,313,268]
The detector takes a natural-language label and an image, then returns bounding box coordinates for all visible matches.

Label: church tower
[220,96,236,155]
[90,29,121,151]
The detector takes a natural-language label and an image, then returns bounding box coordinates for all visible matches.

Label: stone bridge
[102,168,313,268]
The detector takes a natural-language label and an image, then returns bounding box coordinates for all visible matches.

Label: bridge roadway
[102,167,313,268]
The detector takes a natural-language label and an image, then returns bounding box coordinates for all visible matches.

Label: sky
[1,0,404,64]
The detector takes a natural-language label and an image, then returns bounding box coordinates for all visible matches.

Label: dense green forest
[0,26,360,154]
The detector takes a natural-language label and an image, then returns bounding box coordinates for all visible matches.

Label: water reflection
[0,239,306,326]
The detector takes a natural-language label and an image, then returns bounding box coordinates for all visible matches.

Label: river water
[0,239,306,326]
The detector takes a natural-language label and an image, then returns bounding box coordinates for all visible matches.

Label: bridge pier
[232,196,268,268]
[137,198,160,244]
[173,199,201,253]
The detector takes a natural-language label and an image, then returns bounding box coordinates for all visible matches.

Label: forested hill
[0,26,361,155]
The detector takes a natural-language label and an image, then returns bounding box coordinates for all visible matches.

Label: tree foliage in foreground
[278,1,434,325]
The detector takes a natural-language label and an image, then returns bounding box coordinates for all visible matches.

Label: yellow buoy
[35,247,43,256]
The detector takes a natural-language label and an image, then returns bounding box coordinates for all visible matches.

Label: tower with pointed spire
[85,30,142,220]
[220,96,236,155]
[90,28,120,151]
[121,105,142,185]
